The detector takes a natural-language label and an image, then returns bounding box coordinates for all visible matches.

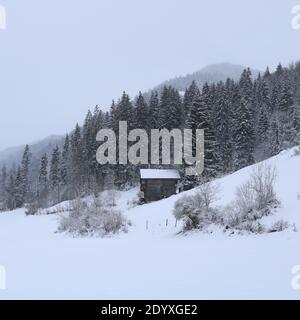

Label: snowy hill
[0,147,300,299]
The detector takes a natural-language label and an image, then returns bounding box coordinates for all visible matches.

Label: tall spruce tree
[38,154,49,206]
[49,146,61,203]
[20,145,31,203]
[60,134,70,187]
[214,82,232,172]
[188,91,218,179]
[135,92,149,129]
[148,91,159,129]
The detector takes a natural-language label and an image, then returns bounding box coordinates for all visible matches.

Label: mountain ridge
[0,62,260,168]
[144,62,260,98]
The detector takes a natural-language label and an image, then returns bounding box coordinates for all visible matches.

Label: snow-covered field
[0,148,300,300]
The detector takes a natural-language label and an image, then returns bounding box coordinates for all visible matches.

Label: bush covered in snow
[25,201,40,215]
[268,220,289,233]
[58,196,128,237]
[173,182,220,231]
[293,146,300,156]
[223,164,280,233]
[127,191,145,209]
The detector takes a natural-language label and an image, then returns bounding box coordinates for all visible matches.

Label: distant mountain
[0,135,64,169]
[145,63,260,98]
[0,63,260,169]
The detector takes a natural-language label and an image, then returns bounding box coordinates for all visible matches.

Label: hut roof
[140,169,180,180]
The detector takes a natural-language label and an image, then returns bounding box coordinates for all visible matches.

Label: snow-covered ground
[0,148,300,299]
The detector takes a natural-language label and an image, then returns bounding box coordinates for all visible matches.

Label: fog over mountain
[0,135,64,169]
[144,63,260,98]
[0,62,259,168]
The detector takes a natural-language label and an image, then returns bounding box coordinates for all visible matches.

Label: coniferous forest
[1,62,300,211]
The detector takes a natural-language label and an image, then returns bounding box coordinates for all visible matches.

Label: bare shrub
[223,164,280,233]
[237,221,266,234]
[25,201,40,215]
[250,163,278,210]
[58,196,128,237]
[268,220,289,233]
[103,189,120,207]
[173,182,220,231]
[197,182,220,210]
[293,146,300,156]
[127,191,144,209]
[235,164,279,218]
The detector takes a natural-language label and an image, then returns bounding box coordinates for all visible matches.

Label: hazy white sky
[0,0,300,150]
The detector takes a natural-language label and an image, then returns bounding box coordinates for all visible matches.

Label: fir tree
[188,91,218,178]
[49,146,61,203]
[38,154,49,206]
[60,134,70,187]
[214,82,232,171]
[20,145,31,203]
[135,92,149,129]
[148,91,159,129]
[268,119,280,156]
[234,96,255,168]
[183,81,200,120]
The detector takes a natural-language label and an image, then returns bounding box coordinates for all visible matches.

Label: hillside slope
[0,147,299,299]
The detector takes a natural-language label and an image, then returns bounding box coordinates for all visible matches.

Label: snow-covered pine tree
[268,118,280,156]
[158,86,183,130]
[14,166,24,208]
[37,153,49,207]
[0,165,7,206]
[70,123,84,195]
[263,66,271,80]
[135,92,149,130]
[49,146,61,204]
[278,77,294,113]
[256,76,272,146]
[214,81,232,172]
[82,109,96,192]
[60,134,70,188]
[183,80,200,122]
[187,90,218,179]
[234,96,255,168]
[148,91,159,129]
[117,92,135,130]
[20,145,32,204]
[115,92,136,187]
[6,174,16,210]
[233,69,255,169]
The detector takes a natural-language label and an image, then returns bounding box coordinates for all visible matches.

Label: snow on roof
[140,169,180,180]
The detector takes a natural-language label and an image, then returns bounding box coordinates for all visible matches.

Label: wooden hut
[140,169,181,202]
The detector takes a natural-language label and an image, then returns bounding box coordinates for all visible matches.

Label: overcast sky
[0,0,300,151]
